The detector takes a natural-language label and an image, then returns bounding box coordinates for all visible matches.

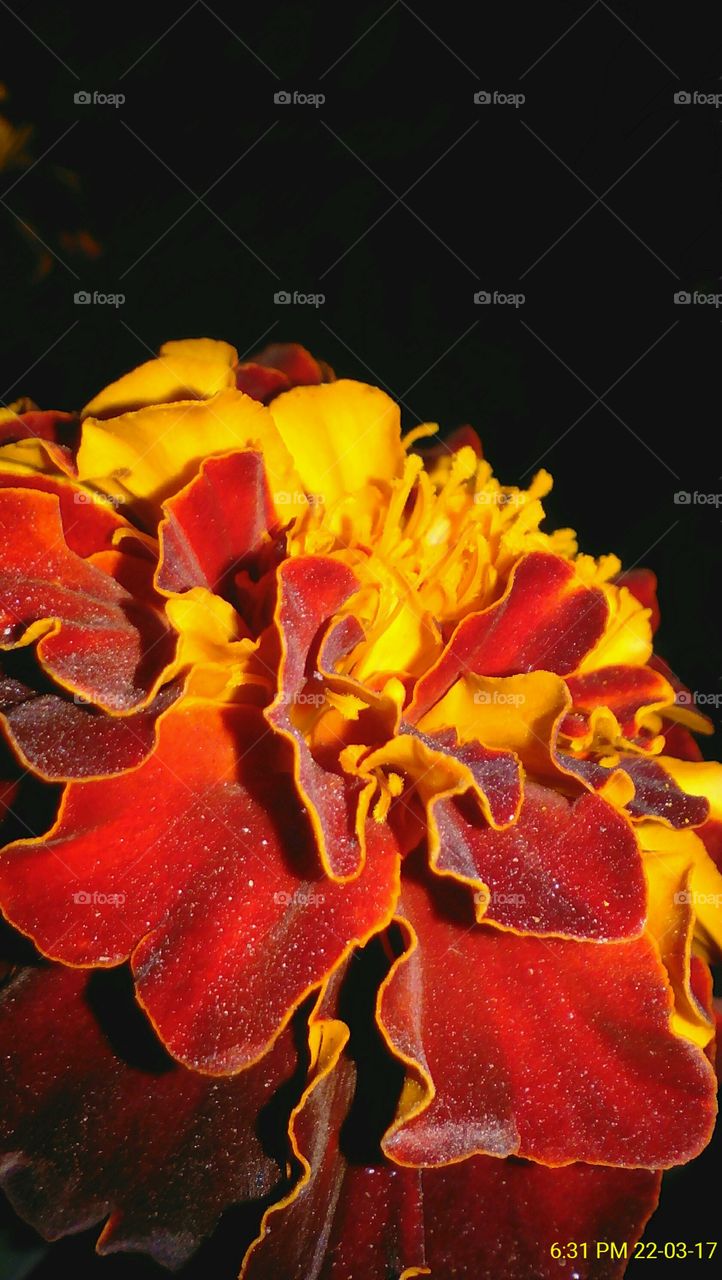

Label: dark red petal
[0,471,127,558]
[156,450,277,596]
[421,1158,661,1280]
[564,665,672,738]
[433,781,645,940]
[235,363,291,402]
[662,722,703,762]
[254,343,326,385]
[0,676,180,779]
[616,568,660,634]
[553,747,709,829]
[243,1045,427,1280]
[0,702,400,1073]
[415,726,522,828]
[380,869,716,1168]
[408,552,608,721]
[0,963,297,1268]
[0,775,18,830]
[0,488,172,711]
[267,556,368,881]
[235,344,328,404]
[243,1034,661,1280]
[0,409,76,447]
[617,757,709,828]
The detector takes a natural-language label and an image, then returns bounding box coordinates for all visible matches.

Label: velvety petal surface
[0,701,400,1073]
[0,962,297,1268]
[409,552,608,721]
[0,487,172,711]
[379,869,717,1168]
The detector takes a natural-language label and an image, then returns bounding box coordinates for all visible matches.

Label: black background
[1,1,721,1275]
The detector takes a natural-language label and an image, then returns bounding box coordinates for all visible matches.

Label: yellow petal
[656,756,722,822]
[269,380,405,505]
[77,389,301,522]
[577,583,652,671]
[165,587,270,702]
[81,338,238,419]
[417,670,569,779]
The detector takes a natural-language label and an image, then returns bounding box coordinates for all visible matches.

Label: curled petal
[0,702,400,1073]
[235,343,331,403]
[243,1031,661,1280]
[616,567,660,634]
[156,450,278,596]
[0,469,127,557]
[267,556,371,881]
[0,676,180,780]
[563,664,674,740]
[0,488,172,712]
[432,781,646,940]
[408,552,608,721]
[81,338,238,419]
[243,1038,427,1280]
[0,408,76,447]
[379,868,717,1168]
[77,389,302,524]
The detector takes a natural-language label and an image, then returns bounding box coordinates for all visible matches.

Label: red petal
[0,409,76,447]
[267,556,369,881]
[1,675,180,779]
[243,1043,427,1280]
[0,488,172,711]
[662,722,704,762]
[415,726,522,829]
[564,665,672,738]
[409,553,608,721]
[255,343,326,385]
[236,363,292,401]
[156,450,277,596]
[616,568,660,634]
[380,868,716,1167]
[0,702,400,1073]
[433,781,645,939]
[244,1029,661,1280]
[617,757,709,828]
[0,962,298,1268]
[0,471,127,558]
[235,344,328,403]
[421,1158,661,1280]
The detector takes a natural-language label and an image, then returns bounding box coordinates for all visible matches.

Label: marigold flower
[0,338,720,1277]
